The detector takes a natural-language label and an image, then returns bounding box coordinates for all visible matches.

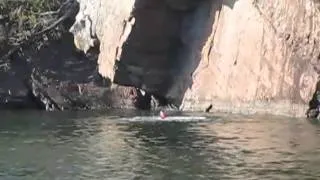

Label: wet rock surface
[306,80,320,118]
[0,73,37,110]
[0,0,177,111]
[0,32,147,111]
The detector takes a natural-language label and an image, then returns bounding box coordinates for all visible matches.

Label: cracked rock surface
[71,0,320,117]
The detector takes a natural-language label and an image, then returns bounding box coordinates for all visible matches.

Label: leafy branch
[0,0,78,61]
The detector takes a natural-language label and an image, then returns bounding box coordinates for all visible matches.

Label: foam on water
[118,116,209,122]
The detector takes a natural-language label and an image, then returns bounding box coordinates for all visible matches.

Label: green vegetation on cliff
[0,0,62,33]
[0,0,77,60]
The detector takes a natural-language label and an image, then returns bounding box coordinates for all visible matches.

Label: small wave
[118,116,208,122]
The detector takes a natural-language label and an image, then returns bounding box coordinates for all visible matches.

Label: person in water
[160,110,167,119]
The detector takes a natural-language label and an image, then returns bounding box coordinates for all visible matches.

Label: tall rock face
[172,0,320,116]
[71,0,320,117]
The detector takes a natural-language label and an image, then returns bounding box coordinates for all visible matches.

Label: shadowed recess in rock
[110,0,238,108]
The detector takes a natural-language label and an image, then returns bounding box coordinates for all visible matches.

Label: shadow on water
[0,110,116,138]
[0,109,167,138]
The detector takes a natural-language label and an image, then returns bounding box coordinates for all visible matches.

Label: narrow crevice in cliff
[166,0,225,107]
[105,0,241,111]
[112,0,183,96]
[110,0,211,98]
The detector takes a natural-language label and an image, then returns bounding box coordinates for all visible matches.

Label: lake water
[1,110,320,180]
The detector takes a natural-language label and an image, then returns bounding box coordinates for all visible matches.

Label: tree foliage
[0,0,77,61]
[0,0,63,33]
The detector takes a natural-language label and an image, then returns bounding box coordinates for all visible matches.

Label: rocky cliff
[0,0,150,111]
[72,0,320,117]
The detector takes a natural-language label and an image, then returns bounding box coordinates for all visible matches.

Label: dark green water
[1,110,320,180]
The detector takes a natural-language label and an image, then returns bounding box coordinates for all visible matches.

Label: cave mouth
[112,0,210,106]
[133,88,176,111]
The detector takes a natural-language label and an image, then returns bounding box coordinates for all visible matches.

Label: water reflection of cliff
[194,115,320,178]
[2,112,320,179]
[76,114,320,179]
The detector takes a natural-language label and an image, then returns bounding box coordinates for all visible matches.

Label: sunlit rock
[70,0,320,116]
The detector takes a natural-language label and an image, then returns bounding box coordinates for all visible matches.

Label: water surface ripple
[0,110,320,180]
